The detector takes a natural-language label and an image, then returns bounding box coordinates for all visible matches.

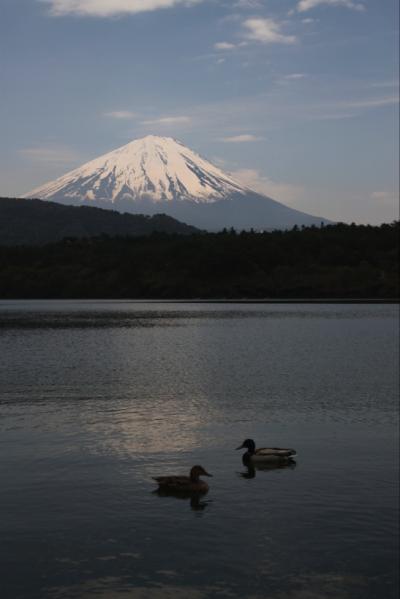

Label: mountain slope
[23,136,330,230]
[24,136,246,204]
[0,197,199,246]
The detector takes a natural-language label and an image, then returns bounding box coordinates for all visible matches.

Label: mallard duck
[236,438,297,463]
[153,465,212,493]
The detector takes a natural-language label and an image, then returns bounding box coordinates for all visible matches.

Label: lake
[0,301,398,599]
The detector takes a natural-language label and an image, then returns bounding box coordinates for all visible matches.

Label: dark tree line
[0,222,398,299]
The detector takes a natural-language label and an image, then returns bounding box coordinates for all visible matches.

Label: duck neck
[190,470,199,482]
[246,441,256,455]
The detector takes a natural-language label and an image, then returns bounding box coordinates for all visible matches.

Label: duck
[236,438,297,463]
[153,465,212,494]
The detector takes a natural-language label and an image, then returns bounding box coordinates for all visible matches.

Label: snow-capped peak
[24,135,249,204]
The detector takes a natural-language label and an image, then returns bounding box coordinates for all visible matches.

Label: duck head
[190,465,213,481]
[236,439,256,454]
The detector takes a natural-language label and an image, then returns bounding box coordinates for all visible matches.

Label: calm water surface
[0,301,398,599]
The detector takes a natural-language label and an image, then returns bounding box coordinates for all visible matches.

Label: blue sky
[0,0,398,223]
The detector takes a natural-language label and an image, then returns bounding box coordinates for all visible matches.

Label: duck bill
[235,444,244,450]
[204,471,213,477]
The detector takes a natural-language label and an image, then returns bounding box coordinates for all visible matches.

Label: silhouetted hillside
[0,222,398,299]
[0,197,199,245]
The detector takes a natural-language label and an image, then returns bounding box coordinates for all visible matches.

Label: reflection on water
[153,489,212,512]
[238,460,298,479]
[0,300,396,330]
[84,393,210,457]
[0,301,398,599]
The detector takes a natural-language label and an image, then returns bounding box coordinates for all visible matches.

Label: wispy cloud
[214,41,236,50]
[369,80,399,89]
[104,110,136,119]
[40,0,202,18]
[296,94,399,120]
[297,0,365,12]
[338,96,399,110]
[283,73,306,80]
[19,145,80,165]
[219,134,263,143]
[141,115,192,126]
[371,191,399,203]
[232,168,304,203]
[242,18,297,44]
[233,0,263,8]
[169,87,398,138]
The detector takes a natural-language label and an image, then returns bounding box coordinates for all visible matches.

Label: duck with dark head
[236,438,297,464]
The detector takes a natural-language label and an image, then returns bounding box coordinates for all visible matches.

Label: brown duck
[153,465,212,493]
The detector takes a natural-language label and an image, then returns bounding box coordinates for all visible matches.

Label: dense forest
[0,197,198,245]
[0,222,398,299]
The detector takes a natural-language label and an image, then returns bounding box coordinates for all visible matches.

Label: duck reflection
[153,489,211,511]
[238,459,297,479]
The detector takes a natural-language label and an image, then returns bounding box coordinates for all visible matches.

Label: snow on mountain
[24,136,248,204]
[23,135,329,230]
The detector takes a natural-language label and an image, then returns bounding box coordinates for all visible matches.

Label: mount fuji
[23,136,328,230]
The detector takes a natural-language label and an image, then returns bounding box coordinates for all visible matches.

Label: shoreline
[0,298,398,304]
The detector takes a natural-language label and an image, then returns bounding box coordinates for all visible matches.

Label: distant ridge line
[0,197,199,245]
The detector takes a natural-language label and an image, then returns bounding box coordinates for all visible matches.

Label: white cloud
[371,191,399,204]
[40,0,202,18]
[242,18,297,44]
[297,0,365,12]
[104,110,136,119]
[141,115,191,125]
[283,73,306,80]
[304,94,399,120]
[233,0,263,8]
[19,145,79,165]
[219,134,263,143]
[232,168,304,203]
[339,96,399,109]
[214,41,236,50]
[301,17,316,23]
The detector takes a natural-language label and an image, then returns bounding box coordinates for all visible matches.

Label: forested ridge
[0,197,198,245]
[0,222,398,299]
